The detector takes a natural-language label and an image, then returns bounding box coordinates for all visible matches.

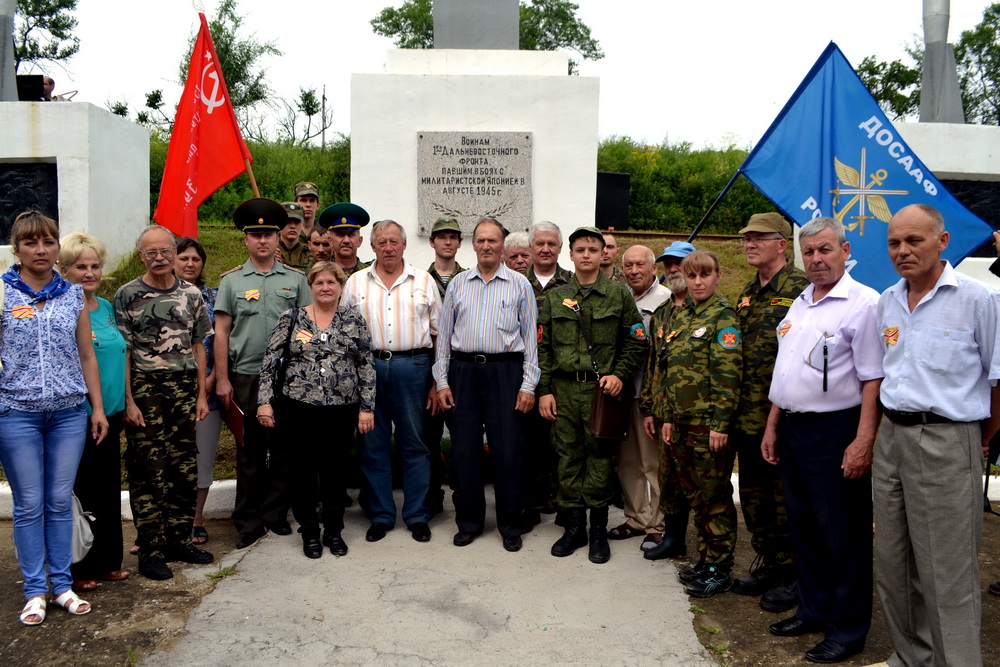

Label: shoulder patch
[717,326,740,349]
[630,323,647,341]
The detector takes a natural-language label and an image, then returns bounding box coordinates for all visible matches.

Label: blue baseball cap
[656,241,696,262]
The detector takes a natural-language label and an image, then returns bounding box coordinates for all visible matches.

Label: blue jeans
[360,354,432,527]
[0,402,88,598]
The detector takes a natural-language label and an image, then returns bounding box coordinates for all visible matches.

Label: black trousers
[280,399,357,537]
[71,413,124,580]
[231,372,291,534]
[449,358,526,538]
[777,407,872,648]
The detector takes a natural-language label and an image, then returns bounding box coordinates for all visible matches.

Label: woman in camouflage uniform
[257,262,375,559]
[657,250,742,598]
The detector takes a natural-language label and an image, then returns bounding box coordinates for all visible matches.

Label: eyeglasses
[140,247,176,260]
[739,236,784,247]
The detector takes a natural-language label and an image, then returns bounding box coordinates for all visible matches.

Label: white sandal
[19,596,47,626]
[53,590,91,616]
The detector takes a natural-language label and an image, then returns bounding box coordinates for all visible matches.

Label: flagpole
[686,170,741,242]
[244,158,260,197]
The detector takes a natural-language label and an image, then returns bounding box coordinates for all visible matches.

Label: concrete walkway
[140,490,715,666]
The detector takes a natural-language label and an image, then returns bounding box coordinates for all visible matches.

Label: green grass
[205,565,239,582]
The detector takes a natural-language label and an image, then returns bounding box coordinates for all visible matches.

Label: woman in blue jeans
[0,211,108,626]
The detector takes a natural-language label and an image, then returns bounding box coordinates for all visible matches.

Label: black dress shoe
[769,616,824,637]
[236,527,266,549]
[502,535,523,552]
[266,520,293,536]
[805,639,862,663]
[164,543,214,564]
[453,531,481,547]
[323,532,348,556]
[302,535,323,559]
[139,554,174,580]
[521,510,541,535]
[366,522,391,542]
[409,522,432,542]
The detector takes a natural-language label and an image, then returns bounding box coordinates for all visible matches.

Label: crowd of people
[1,190,998,666]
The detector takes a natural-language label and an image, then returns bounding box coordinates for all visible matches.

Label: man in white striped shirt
[342,220,442,544]
[434,218,540,552]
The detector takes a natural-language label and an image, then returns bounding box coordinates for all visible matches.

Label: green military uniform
[610,266,626,285]
[339,259,371,279]
[527,264,574,313]
[658,292,742,570]
[279,240,311,271]
[538,273,648,508]
[639,298,690,517]
[732,263,809,567]
[428,262,465,298]
[215,261,310,374]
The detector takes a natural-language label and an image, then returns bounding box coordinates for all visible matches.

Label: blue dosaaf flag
[740,41,994,291]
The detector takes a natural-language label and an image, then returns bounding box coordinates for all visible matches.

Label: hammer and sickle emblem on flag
[200,54,226,114]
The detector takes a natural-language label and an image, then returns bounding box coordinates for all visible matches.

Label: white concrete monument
[0,102,149,270]
[351,5,599,270]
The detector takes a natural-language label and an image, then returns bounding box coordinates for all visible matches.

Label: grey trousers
[873,417,983,667]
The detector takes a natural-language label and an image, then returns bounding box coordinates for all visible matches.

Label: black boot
[588,506,610,564]
[551,508,588,557]
[644,511,689,560]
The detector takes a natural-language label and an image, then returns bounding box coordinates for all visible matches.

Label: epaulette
[281,262,305,275]
[219,264,243,278]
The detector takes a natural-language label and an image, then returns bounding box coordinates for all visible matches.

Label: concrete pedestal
[0,102,149,270]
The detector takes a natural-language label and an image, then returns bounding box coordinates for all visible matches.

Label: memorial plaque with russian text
[0,162,58,245]
[417,132,532,237]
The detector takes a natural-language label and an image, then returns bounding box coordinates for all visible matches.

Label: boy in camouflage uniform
[537,227,647,564]
[656,250,742,597]
[115,226,213,580]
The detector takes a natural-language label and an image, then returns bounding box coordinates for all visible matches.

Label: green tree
[13,0,79,73]
[856,55,920,120]
[370,0,604,74]
[179,0,283,129]
[859,3,1000,125]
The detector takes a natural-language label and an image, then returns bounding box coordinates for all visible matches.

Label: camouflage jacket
[537,273,648,396]
[427,262,466,298]
[638,297,682,419]
[279,240,311,271]
[114,277,212,374]
[340,259,372,279]
[733,263,809,434]
[657,292,742,433]
[527,264,574,313]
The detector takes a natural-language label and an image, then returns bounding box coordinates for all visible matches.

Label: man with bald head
[874,204,1000,667]
[608,245,669,550]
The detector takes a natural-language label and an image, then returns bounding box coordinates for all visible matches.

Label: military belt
[452,351,523,364]
[553,370,599,383]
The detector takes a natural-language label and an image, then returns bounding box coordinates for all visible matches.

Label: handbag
[71,492,95,564]
[565,286,633,440]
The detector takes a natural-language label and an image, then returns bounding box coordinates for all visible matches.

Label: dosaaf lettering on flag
[739,42,994,291]
[154,13,252,239]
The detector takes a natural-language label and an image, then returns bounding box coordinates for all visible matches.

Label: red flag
[154,13,252,238]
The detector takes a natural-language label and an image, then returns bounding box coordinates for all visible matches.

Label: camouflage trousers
[671,424,737,568]
[655,419,693,516]
[551,378,614,508]
[731,429,794,566]
[124,369,198,558]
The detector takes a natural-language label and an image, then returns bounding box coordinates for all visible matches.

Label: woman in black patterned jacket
[257,262,375,559]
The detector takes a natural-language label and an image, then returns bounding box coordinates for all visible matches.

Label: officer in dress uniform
[319,202,372,278]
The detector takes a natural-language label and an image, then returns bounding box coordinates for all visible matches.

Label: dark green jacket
[537,273,648,396]
[733,263,809,435]
[527,264,573,313]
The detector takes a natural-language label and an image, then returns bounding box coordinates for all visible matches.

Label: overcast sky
[40,0,991,148]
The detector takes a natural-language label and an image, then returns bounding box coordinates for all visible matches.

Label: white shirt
[342,261,441,352]
[878,261,1000,422]
[769,272,883,413]
[631,281,670,392]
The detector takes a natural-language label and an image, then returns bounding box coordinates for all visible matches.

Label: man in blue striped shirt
[434,217,540,552]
